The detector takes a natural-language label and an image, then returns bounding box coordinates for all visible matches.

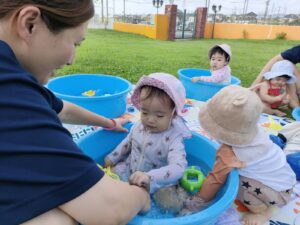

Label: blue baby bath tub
[47,74,132,118]
[178,68,241,101]
[292,107,300,121]
[77,125,239,225]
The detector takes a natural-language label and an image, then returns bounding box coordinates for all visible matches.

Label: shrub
[276,32,287,40]
[242,29,248,39]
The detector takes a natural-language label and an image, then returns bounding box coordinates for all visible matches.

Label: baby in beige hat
[192,44,232,84]
[182,85,296,225]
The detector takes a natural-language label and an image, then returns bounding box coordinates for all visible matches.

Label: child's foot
[241,208,272,225]
[273,109,286,117]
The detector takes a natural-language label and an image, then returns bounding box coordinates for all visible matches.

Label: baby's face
[139,89,174,133]
[270,76,288,87]
[210,52,228,71]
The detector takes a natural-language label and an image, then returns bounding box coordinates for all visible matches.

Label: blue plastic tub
[178,68,241,101]
[292,107,300,121]
[47,74,132,118]
[77,125,239,225]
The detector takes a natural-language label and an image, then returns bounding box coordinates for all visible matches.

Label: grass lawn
[57,29,299,87]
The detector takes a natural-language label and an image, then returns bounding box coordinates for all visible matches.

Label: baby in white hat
[258,60,297,117]
[104,73,191,194]
[182,85,296,225]
[192,43,232,84]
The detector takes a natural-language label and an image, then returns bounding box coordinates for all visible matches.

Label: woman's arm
[58,100,128,132]
[251,54,284,87]
[59,175,150,225]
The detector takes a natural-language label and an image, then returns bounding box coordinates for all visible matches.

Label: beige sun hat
[208,44,232,62]
[199,85,263,146]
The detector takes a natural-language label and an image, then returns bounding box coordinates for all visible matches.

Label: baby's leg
[21,208,77,225]
[262,103,286,117]
[287,84,299,108]
[241,204,274,225]
[237,176,291,225]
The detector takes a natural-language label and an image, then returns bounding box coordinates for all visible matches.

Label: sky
[95,0,300,16]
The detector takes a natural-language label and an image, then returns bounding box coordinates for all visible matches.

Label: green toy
[180,166,205,193]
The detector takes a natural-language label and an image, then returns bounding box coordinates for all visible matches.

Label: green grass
[57,29,299,87]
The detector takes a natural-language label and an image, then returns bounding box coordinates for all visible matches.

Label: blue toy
[287,153,300,180]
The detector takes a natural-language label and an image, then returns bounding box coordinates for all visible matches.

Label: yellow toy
[268,116,283,131]
[98,164,120,180]
[82,89,96,97]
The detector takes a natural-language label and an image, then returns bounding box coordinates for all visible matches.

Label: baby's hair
[0,0,94,33]
[140,86,175,111]
[209,46,230,62]
[278,75,290,80]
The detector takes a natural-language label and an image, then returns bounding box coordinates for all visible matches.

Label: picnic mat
[64,97,299,225]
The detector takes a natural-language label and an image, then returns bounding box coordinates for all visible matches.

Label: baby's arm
[184,144,244,211]
[104,130,132,167]
[258,81,285,104]
[199,66,230,83]
[191,76,202,83]
[146,137,187,193]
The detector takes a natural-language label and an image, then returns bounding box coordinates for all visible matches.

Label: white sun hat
[263,60,297,84]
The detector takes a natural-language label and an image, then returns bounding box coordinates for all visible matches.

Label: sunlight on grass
[57,29,299,87]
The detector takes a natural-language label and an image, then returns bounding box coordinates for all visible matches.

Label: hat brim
[264,71,297,84]
[199,101,257,146]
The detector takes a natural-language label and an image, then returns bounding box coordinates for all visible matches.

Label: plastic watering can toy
[180,166,205,193]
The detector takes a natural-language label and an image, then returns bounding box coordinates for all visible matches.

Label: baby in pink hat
[104,73,191,194]
[192,43,232,84]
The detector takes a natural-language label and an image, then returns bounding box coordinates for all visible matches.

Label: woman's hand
[106,118,129,132]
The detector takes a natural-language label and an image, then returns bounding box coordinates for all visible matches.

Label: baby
[104,73,191,194]
[258,60,297,117]
[270,121,300,180]
[192,44,232,84]
[183,85,296,225]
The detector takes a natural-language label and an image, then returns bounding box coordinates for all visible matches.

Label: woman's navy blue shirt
[281,45,300,64]
[0,40,104,225]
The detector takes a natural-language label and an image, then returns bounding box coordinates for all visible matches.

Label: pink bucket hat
[199,85,263,145]
[131,73,186,116]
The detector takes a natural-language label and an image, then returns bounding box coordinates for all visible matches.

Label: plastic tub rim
[77,129,239,225]
[47,74,132,100]
[178,68,241,87]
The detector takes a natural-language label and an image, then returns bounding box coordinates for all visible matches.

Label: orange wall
[204,23,300,40]
[113,15,169,40]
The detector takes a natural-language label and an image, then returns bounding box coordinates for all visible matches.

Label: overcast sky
[95,0,300,16]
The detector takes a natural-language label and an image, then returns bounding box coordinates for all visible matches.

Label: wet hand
[104,157,113,168]
[184,195,207,212]
[129,171,150,192]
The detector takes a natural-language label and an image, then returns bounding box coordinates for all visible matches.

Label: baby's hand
[104,157,113,168]
[184,195,207,212]
[129,171,150,192]
[282,94,290,104]
[191,77,201,83]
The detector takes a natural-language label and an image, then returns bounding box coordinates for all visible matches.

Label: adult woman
[251,45,300,108]
[0,1,150,225]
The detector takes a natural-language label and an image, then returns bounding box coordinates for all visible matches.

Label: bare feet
[273,109,286,117]
[241,207,272,225]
